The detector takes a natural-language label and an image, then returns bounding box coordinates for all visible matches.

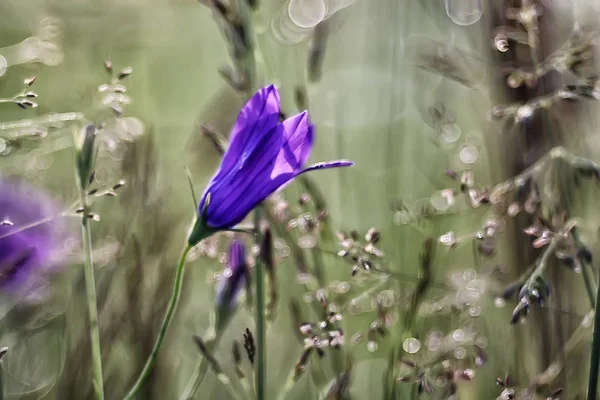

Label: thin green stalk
[180,356,211,400]
[180,338,218,400]
[0,361,4,400]
[573,231,597,309]
[582,261,597,310]
[254,207,266,400]
[123,244,193,400]
[81,193,104,400]
[275,370,296,400]
[250,7,275,85]
[387,239,432,399]
[409,382,418,400]
[587,263,600,400]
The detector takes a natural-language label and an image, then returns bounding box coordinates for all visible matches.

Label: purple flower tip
[0,177,69,302]
[196,85,354,230]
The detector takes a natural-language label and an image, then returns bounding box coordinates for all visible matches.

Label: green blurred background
[0,0,599,399]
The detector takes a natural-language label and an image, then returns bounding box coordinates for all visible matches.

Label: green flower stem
[81,193,105,400]
[254,207,266,400]
[123,244,193,400]
[587,262,600,400]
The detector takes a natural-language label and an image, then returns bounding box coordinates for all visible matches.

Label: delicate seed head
[118,66,133,80]
[439,231,456,247]
[24,76,37,87]
[507,202,522,217]
[104,60,113,73]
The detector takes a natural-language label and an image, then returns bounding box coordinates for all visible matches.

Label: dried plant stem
[80,193,105,400]
[254,207,267,400]
[0,112,84,132]
[587,266,600,400]
[490,147,600,201]
[123,244,193,400]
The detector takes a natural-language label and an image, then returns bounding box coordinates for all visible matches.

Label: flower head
[188,85,353,245]
[0,176,68,302]
[215,239,250,331]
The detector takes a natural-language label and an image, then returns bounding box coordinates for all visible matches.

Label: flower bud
[215,239,250,332]
[75,124,98,191]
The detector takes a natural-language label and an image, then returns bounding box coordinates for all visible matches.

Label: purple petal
[270,111,314,179]
[214,159,353,228]
[204,85,281,188]
[297,160,354,175]
[206,111,316,227]
[205,123,287,227]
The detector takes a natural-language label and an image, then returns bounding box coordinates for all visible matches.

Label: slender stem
[537,310,594,386]
[180,356,211,400]
[123,244,193,400]
[181,352,246,400]
[81,192,104,400]
[250,8,275,85]
[582,261,597,310]
[254,208,266,400]
[275,372,295,400]
[409,382,418,400]
[587,263,600,400]
[179,338,218,400]
[0,360,4,400]
[520,235,563,293]
[0,112,84,132]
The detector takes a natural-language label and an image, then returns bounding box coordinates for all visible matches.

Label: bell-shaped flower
[0,176,69,302]
[215,239,250,331]
[188,84,353,245]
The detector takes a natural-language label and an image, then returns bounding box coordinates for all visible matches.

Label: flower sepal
[187,194,218,247]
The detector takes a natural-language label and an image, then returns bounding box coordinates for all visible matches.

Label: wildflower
[215,239,250,331]
[0,176,67,302]
[188,84,353,245]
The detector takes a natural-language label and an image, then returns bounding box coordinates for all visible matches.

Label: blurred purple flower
[189,85,353,244]
[0,177,67,302]
[215,239,249,331]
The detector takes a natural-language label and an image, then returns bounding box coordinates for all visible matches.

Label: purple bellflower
[188,84,353,245]
[215,239,250,331]
[0,177,67,302]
